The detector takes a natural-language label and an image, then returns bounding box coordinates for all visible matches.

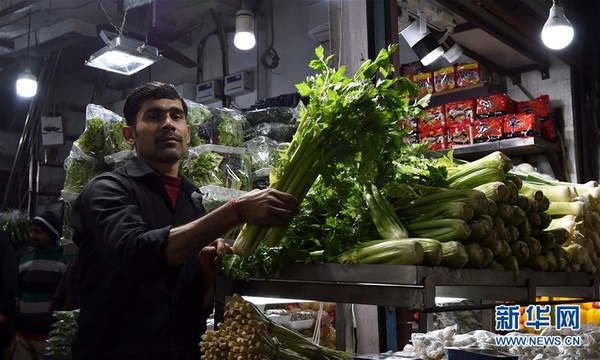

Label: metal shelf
[434,137,566,180]
[216,264,600,312]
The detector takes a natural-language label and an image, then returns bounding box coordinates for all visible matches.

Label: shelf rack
[215,264,600,350]
[435,137,566,181]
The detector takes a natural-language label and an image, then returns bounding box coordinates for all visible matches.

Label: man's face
[30,224,53,249]
[123,98,191,166]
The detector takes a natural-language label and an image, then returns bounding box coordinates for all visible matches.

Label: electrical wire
[260,0,280,70]
[97,0,128,37]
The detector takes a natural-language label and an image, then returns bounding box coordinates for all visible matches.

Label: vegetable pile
[200,294,351,359]
[232,44,427,257]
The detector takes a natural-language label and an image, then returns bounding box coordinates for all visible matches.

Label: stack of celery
[516,167,600,273]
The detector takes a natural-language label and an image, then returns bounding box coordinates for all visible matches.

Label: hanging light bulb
[16,69,37,97]
[234,9,256,50]
[541,0,574,50]
[16,9,37,98]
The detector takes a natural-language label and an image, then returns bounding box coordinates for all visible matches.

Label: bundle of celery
[200,294,351,359]
[513,165,600,273]
[232,45,427,257]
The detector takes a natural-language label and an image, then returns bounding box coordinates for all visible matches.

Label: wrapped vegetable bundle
[200,294,351,359]
[0,210,30,247]
[181,145,252,190]
[47,310,79,357]
[197,107,247,147]
[244,106,298,126]
[75,104,130,161]
[184,99,212,147]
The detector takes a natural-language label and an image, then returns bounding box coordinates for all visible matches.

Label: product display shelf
[215,264,600,350]
[435,137,565,181]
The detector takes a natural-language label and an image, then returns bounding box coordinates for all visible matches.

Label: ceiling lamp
[85,30,162,75]
[16,10,37,98]
[400,13,444,66]
[541,0,574,50]
[234,8,256,50]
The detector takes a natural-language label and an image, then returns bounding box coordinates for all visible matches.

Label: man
[70,82,299,360]
[14,212,71,360]
[0,230,17,360]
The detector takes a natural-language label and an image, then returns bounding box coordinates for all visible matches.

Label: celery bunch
[233,45,426,257]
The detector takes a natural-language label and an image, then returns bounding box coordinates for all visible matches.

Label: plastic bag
[181,145,252,191]
[184,99,212,147]
[244,136,285,172]
[244,106,298,126]
[255,122,298,142]
[75,104,130,160]
[0,210,30,247]
[197,108,246,147]
[200,185,247,213]
[59,190,79,245]
[104,149,135,170]
[63,144,101,193]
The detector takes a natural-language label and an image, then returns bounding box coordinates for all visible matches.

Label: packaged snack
[401,117,420,145]
[434,65,456,92]
[420,106,446,150]
[456,62,490,88]
[445,99,476,147]
[412,72,434,97]
[401,61,424,77]
[476,94,517,118]
[445,99,476,125]
[473,117,504,143]
[539,115,559,142]
[503,114,539,138]
[517,95,552,118]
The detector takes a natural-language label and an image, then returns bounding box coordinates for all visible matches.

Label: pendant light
[541,0,574,50]
[16,9,37,98]
[234,2,256,51]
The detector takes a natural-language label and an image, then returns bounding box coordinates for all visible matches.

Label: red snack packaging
[401,61,424,77]
[420,106,446,150]
[456,62,490,88]
[517,95,552,118]
[445,99,476,146]
[411,73,434,98]
[473,117,504,143]
[434,65,456,93]
[538,115,559,142]
[402,117,420,145]
[503,114,539,138]
[476,94,517,118]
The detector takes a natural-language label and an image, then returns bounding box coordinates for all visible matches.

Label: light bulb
[234,9,256,50]
[16,69,37,97]
[541,2,574,50]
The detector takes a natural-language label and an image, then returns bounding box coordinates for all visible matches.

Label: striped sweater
[17,244,71,340]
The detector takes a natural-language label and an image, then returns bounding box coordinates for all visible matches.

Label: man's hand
[235,189,299,227]
[198,238,231,306]
[197,238,231,280]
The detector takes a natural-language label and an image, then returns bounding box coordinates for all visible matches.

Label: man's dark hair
[122,82,188,127]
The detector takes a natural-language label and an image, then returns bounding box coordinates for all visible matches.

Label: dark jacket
[0,230,17,319]
[71,156,210,360]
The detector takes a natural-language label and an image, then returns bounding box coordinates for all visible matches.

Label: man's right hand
[235,189,299,227]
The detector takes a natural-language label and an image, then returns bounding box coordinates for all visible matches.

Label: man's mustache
[156,132,183,142]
